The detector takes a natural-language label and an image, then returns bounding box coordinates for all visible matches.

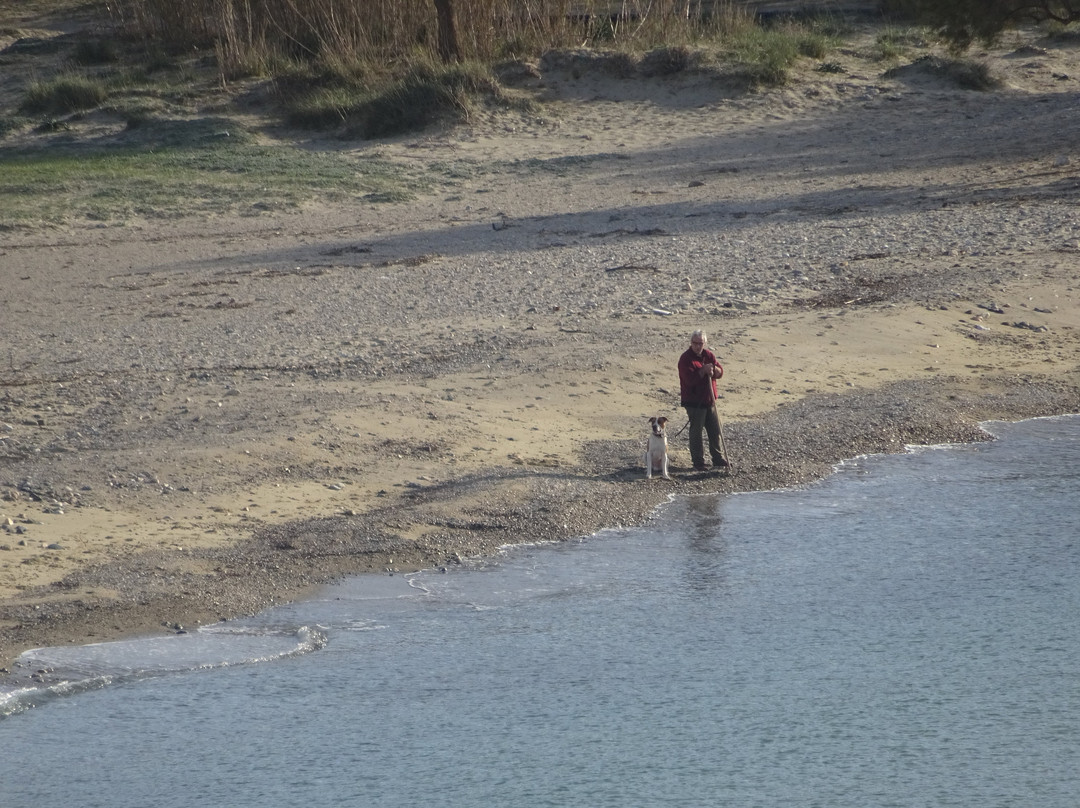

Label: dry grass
[105,0,760,76]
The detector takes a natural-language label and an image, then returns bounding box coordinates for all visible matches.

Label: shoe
[713,458,730,468]
[693,464,709,472]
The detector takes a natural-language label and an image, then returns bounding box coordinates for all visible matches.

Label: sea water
[1,416,1078,807]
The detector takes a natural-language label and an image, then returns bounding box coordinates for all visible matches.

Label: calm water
[2,416,1078,807]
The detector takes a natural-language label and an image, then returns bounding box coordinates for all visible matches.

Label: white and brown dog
[644,416,670,479]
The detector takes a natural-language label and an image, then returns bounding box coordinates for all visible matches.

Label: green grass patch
[726,27,803,87]
[284,83,368,130]
[721,16,841,79]
[0,120,433,227]
[20,74,110,115]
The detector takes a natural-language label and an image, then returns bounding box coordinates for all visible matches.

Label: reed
[106,0,758,76]
[87,2,836,137]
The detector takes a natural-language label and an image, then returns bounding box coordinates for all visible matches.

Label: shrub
[73,39,121,65]
[640,46,693,77]
[285,84,367,130]
[349,63,500,139]
[283,61,503,139]
[874,26,929,61]
[884,55,1000,90]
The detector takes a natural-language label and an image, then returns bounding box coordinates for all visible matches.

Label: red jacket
[679,347,721,406]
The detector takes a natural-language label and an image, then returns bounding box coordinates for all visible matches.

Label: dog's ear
[657,417,668,426]
[648,416,657,424]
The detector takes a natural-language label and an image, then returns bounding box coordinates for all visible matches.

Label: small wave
[0,685,47,716]
[0,675,115,719]
[340,619,387,632]
[0,625,326,719]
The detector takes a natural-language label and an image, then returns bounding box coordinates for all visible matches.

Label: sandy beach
[2,17,1079,673]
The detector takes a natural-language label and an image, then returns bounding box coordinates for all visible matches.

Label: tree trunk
[434,0,461,63]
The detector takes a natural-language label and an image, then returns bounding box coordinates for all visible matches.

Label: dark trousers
[685,404,726,467]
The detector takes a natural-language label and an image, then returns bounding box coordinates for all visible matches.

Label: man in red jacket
[678,329,729,472]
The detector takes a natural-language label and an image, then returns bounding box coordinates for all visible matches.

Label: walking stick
[716,412,734,475]
[708,366,734,475]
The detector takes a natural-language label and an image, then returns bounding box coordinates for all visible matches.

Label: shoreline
[4,376,1078,676]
